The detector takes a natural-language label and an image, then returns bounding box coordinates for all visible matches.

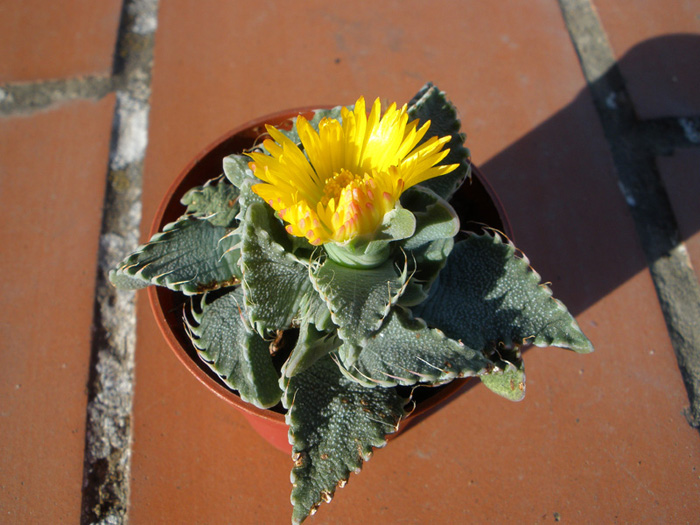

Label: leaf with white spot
[186,288,281,408]
[480,350,526,402]
[309,255,407,366]
[407,83,470,200]
[413,232,593,353]
[398,185,459,306]
[109,217,241,294]
[223,153,256,189]
[341,307,490,388]
[240,202,330,334]
[283,355,407,524]
[180,176,240,227]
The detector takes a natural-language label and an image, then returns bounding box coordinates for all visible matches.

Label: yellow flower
[249,97,458,246]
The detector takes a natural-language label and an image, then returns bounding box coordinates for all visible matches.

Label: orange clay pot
[148,108,513,454]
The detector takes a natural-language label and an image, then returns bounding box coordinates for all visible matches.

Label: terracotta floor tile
[130,303,292,524]
[0,1,696,523]
[128,1,699,524]
[593,0,700,119]
[0,96,115,521]
[0,0,122,83]
[141,0,585,192]
[472,57,700,524]
[657,150,700,281]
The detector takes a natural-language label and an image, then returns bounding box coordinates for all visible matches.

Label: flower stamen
[249,96,458,245]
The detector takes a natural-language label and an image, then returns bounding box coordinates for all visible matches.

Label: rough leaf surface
[283,355,406,524]
[186,289,281,408]
[223,153,255,188]
[310,256,407,365]
[414,232,594,353]
[240,202,329,334]
[283,322,341,378]
[180,177,240,227]
[480,357,526,401]
[343,307,491,387]
[398,186,459,305]
[406,83,470,200]
[109,217,241,294]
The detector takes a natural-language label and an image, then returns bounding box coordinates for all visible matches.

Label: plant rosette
[111,84,593,524]
[146,112,511,454]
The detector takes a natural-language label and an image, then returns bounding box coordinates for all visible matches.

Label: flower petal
[250,96,458,245]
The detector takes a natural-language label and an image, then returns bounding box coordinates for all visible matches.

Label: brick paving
[0,1,122,83]
[594,0,700,118]
[1,97,115,523]
[1,1,699,523]
[659,150,700,274]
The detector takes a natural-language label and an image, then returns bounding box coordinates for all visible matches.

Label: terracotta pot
[147,108,513,455]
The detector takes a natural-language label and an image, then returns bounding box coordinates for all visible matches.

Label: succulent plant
[110,84,592,524]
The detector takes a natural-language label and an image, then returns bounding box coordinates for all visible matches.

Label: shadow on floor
[402,33,700,433]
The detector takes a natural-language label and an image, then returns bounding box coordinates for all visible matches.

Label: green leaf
[109,217,241,294]
[341,307,490,388]
[400,186,459,252]
[180,176,240,227]
[185,289,282,408]
[375,205,416,242]
[223,154,255,188]
[307,106,346,130]
[407,83,470,200]
[414,232,594,353]
[480,353,526,402]
[222,154,268,232]
[240,202,330,334]
[282,322,341,378]
[398,186,459,306]
[235,174,265,219]
[283,355,407,524]
[108,271,150,291]
[310,255,407,365]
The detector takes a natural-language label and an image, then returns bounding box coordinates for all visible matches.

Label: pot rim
[147,106,513,429]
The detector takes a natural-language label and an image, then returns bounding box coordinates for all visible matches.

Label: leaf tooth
[167,276,196,287]
[218,245,239,261]
[122,260,144,272]
[397,366,436,382]
[183,311,200,344]
[143,233,170,244]
[333,357,362,382]
[377,369,414,384]
[183,311,200,339]
[415,355,450,374]
[519,250,530,266]
[363,414,399,431]
[218,228,238,242]
[133,261,154,276]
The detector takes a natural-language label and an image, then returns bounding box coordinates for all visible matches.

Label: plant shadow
[396,33,700,438]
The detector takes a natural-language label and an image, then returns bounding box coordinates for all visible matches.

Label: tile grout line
[0,75,115,115]
[640,116,700,155]
[558,0,700,430]
[81,1,159,524]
